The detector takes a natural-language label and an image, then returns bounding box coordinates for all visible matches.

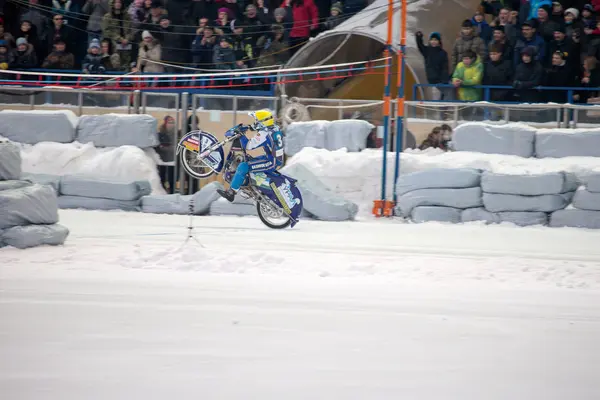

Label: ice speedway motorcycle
[176,124,303,229]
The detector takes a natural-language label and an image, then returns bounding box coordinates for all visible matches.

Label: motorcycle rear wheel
[256,198,292,229]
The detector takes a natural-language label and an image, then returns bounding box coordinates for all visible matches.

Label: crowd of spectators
[417,0,600,104]
[0,0,367,74]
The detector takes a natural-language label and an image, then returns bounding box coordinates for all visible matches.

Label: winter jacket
[44,25,73,54]
[543,62,577,103]
[137,40,164,73]
[10,43,38,69]
[578,68,600,102]
[256,35,290,67]
[514,34,546,66]
[0,51,13,70]
[231,34,254,63]
[213,44,236,70]
[513,60,544,103]
[416,34,449,84]
[451,33,486,69]
[102,11,134,45]
[547,37,578,67]
[452,57,484,101]
[41,50,75,69]
[20,9,46,35]
[82,0,109,32]
[284,0,319,38]
[101,52,121,70]
[537,19,561,43]
[488,39,514,63]
[240,16,265,46]
[472,17,492,44]
[483,59,513,101]
[191,35,217,67]
[323,15,344,31]
[83,52,105,73]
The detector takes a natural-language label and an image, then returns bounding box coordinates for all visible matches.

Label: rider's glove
[225,128,237,138]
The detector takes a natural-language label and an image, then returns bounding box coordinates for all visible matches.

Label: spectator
[451,19,486,70]
[136,30,163,73]
[273,7,291,39]
[513,46,544,103]
[128,0,146,28]
[191,25,217,68]
[483,44,513,101]
[514,20,546,66]
[536,4,560,42]
[452,49,483,101]
[287,0,319,56]
[544,50,577,103]
[100,38,121,70]
[472,10,493,44]
[564,8,583,39]
[41,38,75,69]
[103,0,134,69]
[231,19,254,63]
[83,0,109,43]
[494,7,519,45]
[215,0,239,19]
[489,25,513,62]
[0,40,13,70]
[256,24,289,67]
[213,36,236,69]
[480,0,503,17]
[581,4,596,28]
[189,0,217,25]
[155,15,183,72]
[521,0,553,24]
[547,24,577,67]
[19,1,46,37]
[156,115,175,193]
[577,56,600,102]
[241,4,264,48]
[0,18,15,50]
[415,31,449,100]
[52,0,73,24]
[10,37,38,69]
[419,127,447,150]
[550,1,564,23]
[323,2,344,31]
[584,18,600,60]
[44,13,73,56]
[254,0,272,25]
[82,38,105,73]
[16,20,40,59]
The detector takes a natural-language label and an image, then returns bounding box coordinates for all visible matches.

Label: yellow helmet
[249,109,274,130]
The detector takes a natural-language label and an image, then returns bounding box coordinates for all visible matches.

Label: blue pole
[392,0,407,208]
[380,47,392,203]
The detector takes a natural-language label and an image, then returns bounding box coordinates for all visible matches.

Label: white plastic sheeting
[411,206,462,224]
[452,122,536,158]
[76,114,159,148]
[0,110,77,144]
[396,187,483,217]
[572,189,600,211]
[57,196,141,211]
[482,192,574,213]
[0,141,21,180]
[141,182,224,215]
[60,175,152,201]
[481,171,579,196]
[0,184,59,229]
[21,173,61,192]
[535,128,600,158]
[0,180,31,191]
[284,120,374,156]
[0,224,69,249]
[396,168,481,196]
[281,163,358,221]
[585,174,600,193]
[550,209,600,229]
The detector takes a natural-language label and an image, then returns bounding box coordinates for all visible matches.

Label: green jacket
[452,58,483,101]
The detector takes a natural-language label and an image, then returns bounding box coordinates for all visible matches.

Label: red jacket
[282,0,319,38]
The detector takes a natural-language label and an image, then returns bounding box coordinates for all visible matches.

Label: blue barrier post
[392,0,407,208]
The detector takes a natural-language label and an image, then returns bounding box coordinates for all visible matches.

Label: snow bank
[0,141,22,180]
[16,141,165,195]
[0,110,77,144]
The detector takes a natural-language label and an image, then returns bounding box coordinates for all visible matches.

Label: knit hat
[565,8,579,18]
[158,14,169,23]
[89,38,100,49]
[16,37,28,46]
[522,19,536,28]
[521,46,535,56]
[142,30,153,39]
[429,32,441,41]
[553,50,566,60]
[462,19,473,28]
[218,7,230,15]
[245,4,256,12]
[554,23,566,33]
[584,4,595,13]
[274,8,286,18]
[331,2,343,14]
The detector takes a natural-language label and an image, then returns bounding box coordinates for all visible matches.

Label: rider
[217,109,284,202]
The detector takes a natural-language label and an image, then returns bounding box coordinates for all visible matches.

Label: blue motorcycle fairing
[250,170,303,227]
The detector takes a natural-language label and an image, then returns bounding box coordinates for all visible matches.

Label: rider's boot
[217,188,236,203]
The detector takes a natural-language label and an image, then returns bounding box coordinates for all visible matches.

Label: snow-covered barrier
[572,189,600,211]
[0,180,31,191]
[396,187,483,217]
[141,182,223,215]
[21,173,61,192]
[411,206,462,223]
[482,192,573,213]
[284,120,374,156]
[0,110,77,144]
[0,141,22,180]
[535,128,600,158]
[396,168,481,196]
[0,184,59,229]
[461,208,548,226]
[209,196,257,216]
[1,224,69,249]
[60,175,152,201]
[76,114,159,148]
[282,163,358,221]
[481,171,578,196]
[584,173,600,193]
[57,195,141,211]
[550,209,600,229]
[452,122,536,158]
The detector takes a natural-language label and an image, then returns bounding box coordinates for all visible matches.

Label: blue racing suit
[230,124,284,191]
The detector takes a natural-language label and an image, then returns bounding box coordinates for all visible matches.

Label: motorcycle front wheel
[256,198,292,229]
[179,148,215,179]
